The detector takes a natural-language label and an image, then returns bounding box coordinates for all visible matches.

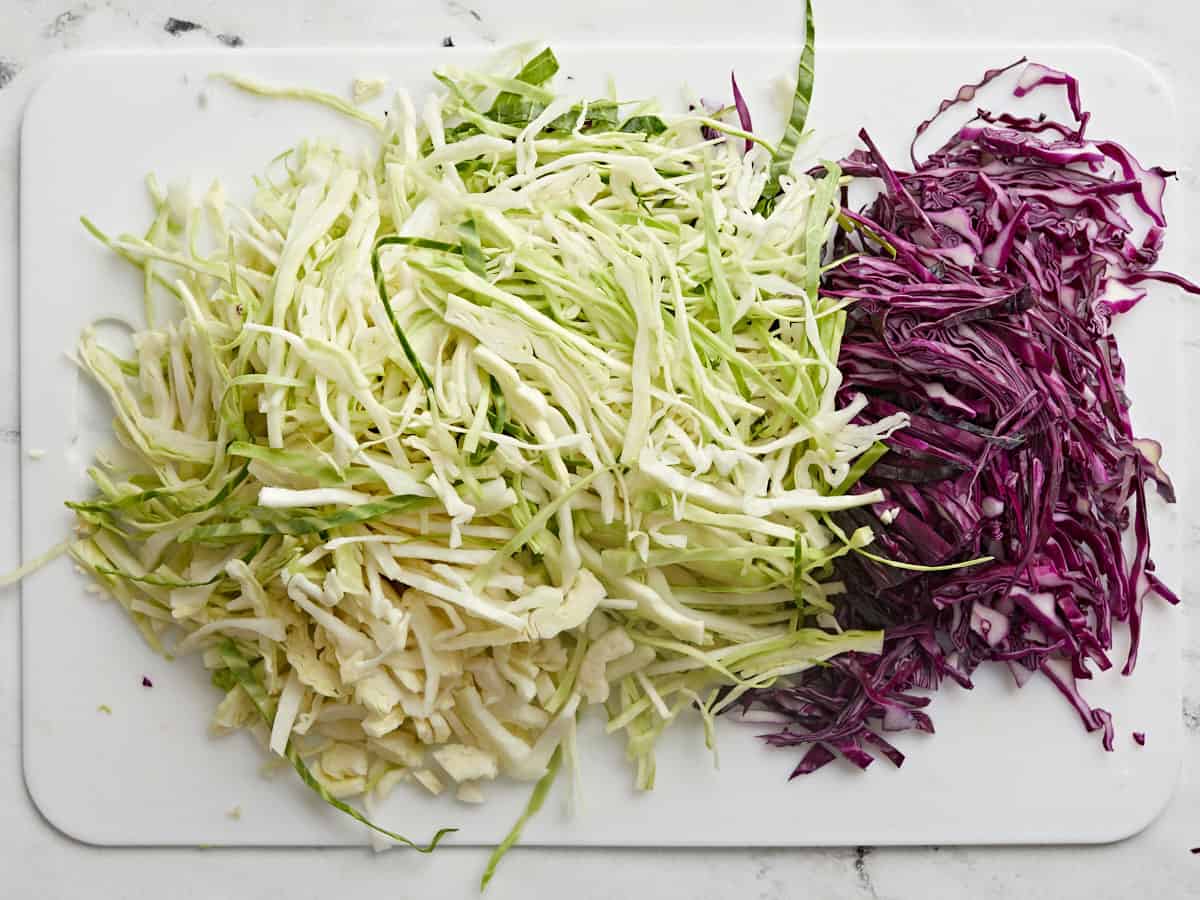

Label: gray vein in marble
[854,846,879,899]
[163,15,243,46]
[0,60,18,90]
[749,849,787,900]
[100,0,140,26]
[162,16,200,35]
[1183,698,1200,731]
[45,4,92,40]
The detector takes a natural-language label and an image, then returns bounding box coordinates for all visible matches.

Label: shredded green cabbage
[59,37,901,861]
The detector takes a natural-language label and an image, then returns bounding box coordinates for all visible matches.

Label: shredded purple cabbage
[696,74,755,149]
[733,61,1199,778]
[695,98,723,142]
[731,72,754,151]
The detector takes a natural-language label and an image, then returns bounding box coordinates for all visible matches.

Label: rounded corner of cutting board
[1085,44,1178,109]
[22,740,121,848]
[20,52,113,136]
[1091,751,1183,844]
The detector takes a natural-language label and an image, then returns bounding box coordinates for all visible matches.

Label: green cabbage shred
[41,19,906,883]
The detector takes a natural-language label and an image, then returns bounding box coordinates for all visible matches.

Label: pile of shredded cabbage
[69,43,902,845]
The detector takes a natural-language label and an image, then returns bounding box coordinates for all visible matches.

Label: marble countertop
[2,1,1198,897]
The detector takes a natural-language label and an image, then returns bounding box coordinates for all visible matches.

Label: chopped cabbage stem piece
[217,638,457,851]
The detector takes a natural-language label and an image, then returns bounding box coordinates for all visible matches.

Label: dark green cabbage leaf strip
[371,236,439,391]
[458,218,488,278]
[466,375,508,467]
[67,463,251,517]
[480,746,562,891]
[483,48,629,135]
[506,472,547,557]
[619,115,668,136]
[180,494,430,543]
[91,532,267,587]
[761,0,816,208]
[216,638,456,853]
[513,47,560,86]
[470,466,614,591]
[554,101,619,133]
[487,47,561,125]
[211,667,239,693]
[373,235,463,255]
[829,441,887,497]
[92,565,221,589]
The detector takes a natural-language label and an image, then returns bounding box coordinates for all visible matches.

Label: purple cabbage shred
[730,72,754,151]
[731,61,1199,776]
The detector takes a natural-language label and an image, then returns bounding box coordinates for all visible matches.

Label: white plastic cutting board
[19,45,1185,848]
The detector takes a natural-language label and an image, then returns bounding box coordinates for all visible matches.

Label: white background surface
[3,1,1200,897]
